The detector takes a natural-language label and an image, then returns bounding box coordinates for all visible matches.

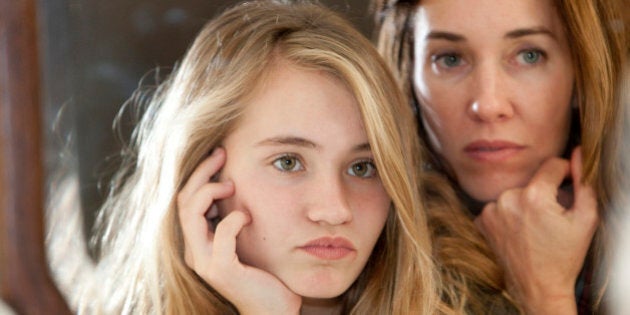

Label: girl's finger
[179,181,234,267]
[179,148,226,203]
[212,211,251,267]
[181,181,234,219]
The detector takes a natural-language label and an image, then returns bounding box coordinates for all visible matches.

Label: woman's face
[218,61,391,300]
[412,0,575,201]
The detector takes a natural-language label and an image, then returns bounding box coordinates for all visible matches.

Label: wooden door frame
[0,0,71,313]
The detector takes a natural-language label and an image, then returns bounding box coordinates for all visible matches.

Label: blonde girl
[48,1,452,314]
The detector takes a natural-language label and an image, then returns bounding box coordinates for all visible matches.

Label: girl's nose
[306,175,353,226]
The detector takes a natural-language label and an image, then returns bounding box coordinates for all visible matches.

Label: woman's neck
[300,297,342,315]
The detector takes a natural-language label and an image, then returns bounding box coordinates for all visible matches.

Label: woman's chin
[461,183,519,203]
[459,174,532,202]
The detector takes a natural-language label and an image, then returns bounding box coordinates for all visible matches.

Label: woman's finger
[475,202,495,238]
[569,147,599,225]
[526,157,570,201]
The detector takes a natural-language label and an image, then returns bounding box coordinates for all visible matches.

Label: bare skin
[178,148,302,315]
[475,148,599,315]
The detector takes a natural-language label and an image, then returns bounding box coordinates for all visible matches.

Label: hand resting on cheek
[177,148,301,315]
[475,147,599,315]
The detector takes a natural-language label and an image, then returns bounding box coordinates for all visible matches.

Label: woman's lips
[464,140,525,162]
[299,237,355,260]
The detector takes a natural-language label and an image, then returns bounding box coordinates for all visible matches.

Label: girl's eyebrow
[257,136,318,148]
[352,142,371,152]
[256,136,371,152]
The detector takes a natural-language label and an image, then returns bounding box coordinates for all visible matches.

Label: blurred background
[39,0,373,241]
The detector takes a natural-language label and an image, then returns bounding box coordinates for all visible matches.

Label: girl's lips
[299,237,355,260]
[464,140,526,162]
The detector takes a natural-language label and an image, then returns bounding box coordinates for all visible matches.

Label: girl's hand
[475,147,599,315]
[177,148,301,315]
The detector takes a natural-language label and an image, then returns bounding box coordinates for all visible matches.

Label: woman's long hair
[373,0,629,312]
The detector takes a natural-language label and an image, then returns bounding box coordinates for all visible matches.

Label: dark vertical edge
[0,0,72,313]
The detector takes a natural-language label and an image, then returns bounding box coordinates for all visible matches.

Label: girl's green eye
[273,155,303,172]
[348,161,377,178]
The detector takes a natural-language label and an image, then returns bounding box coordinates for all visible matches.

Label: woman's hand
[177,148,302,315]
[475,147,599,315]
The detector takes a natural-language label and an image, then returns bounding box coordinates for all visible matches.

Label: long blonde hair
[372,0,628,313]
[54,1,448,314]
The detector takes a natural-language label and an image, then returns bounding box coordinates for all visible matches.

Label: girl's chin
[290,286,348,300]
[279,268,358,298]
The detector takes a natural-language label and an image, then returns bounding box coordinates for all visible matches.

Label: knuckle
[213,217,232,237]
[583,206,600,224]
[496,190,517,212]
[198,184,214,199]
[522,185,544,205]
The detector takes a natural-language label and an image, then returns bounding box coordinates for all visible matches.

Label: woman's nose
[306,175,353,226]
[467,63,514,122]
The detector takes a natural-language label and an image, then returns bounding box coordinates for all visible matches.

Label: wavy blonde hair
[372,0,628,313]
[49,1,453,314]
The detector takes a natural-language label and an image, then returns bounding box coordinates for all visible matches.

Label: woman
[47,1,450,314]
[373,0,628,313]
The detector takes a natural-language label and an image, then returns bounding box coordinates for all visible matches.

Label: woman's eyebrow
[426,26,557,42]
[505,26,556,40]
[426,31,465,42]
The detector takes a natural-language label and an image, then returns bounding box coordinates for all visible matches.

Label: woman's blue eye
[434,53,462,68]
[517,49,544,65]
[273,155,303,172]
[347,161,377,178]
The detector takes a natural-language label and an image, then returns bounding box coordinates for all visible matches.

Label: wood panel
[0,0,71,313]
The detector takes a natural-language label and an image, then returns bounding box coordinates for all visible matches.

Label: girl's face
[413,0,575,201]
[218,61,391,301]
